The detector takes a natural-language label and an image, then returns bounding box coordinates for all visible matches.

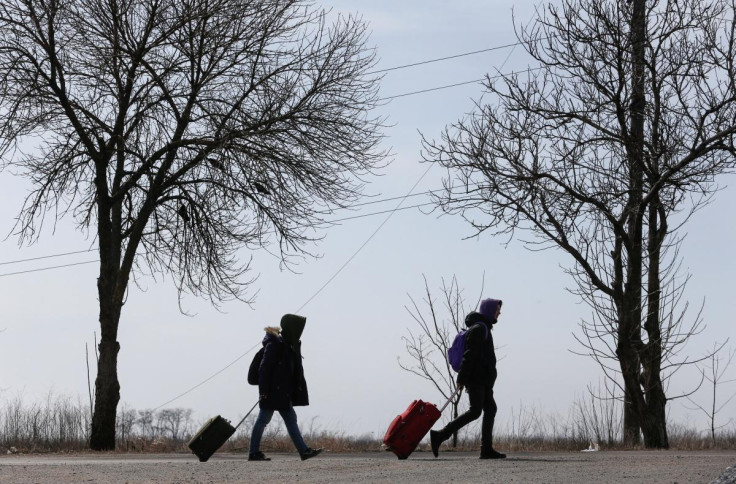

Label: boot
[248,451,271,461]
[430,430,445,458]
[300,447,323,461]
[479,449,506,459]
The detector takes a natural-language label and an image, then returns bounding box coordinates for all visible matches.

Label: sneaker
[479,449,506,459]
[248,451,271,461]
[300,447,323,461]
[430,430,443,458]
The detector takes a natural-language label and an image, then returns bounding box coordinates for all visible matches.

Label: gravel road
[1,450,735,483]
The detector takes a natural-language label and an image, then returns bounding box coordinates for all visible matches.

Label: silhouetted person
[248,314,322,461]
[431,298,506,459]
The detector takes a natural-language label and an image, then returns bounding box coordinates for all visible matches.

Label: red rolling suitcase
[382,389,459,459]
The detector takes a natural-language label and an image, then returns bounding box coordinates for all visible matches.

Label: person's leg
[479,385,505,459]
[431,385,483,456]
[440,385,484,437]
[479,385,496,454]
[278,406,309,454]
[249,409,274,457]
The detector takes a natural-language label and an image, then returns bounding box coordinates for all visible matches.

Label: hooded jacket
[456,311,497,387]
[258,326,309,410]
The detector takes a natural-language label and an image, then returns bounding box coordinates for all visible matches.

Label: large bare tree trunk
[642,194,669,448]
[90,313,121,450]
[90,263,123,450]
[621,0,647,448]
[614,0,670,449]
[89,190,126,450]
[622,387,641,446]
[618,309,643,446]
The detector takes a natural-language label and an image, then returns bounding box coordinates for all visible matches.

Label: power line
[0,200,440,278]
[369,40,526,74]
[152,340,262,412]
[0,186,468,269]
[328,202,434,223]
[296,164,435,313]
[379,66,543,101]
[0,260,98,278]
[378,0,543,102]
[0,248,95,266]
[381,78,485,101]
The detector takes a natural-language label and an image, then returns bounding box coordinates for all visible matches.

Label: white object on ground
[580,441,600,452]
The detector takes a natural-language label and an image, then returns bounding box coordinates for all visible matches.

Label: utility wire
[0,248,95,266]
[369,40,527,74]
[381,78,486,101]
[379,66,543,101]
[0,198,430,268]
[0,260,98,278]
[0,185,483,269]
[295,164,434,313]
[0,200,438,278]
[328,202,434,223]
[152,340,262,412]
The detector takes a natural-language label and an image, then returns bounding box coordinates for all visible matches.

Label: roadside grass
[1,394,734,454]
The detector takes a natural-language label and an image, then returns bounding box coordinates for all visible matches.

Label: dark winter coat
[258,329,309,411]
[456,311,497,388]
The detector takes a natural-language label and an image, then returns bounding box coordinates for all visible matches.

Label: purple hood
[478,298,502,324]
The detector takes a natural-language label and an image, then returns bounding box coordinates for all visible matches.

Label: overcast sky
[1,1,734,440]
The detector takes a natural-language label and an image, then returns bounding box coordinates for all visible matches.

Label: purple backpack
[447,323,488,372]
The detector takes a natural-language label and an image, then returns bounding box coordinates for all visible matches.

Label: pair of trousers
[438,383,497,453]
[249,406,308,455]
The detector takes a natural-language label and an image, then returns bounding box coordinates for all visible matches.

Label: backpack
[447,323,488,372]
[247,347,265,385]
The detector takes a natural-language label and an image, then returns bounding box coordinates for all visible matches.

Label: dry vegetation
[1,393,734,455]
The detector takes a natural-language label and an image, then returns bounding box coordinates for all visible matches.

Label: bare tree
[686,343,736,445]
[0,0,385,449]
[423,0,736,448]
[398,274,482,448]
[575,379,622,448]
[115,404,137,449]
[136,409,157,442]
[156,407,193,442]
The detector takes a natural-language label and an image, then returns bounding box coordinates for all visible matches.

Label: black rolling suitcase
[188,401,258,462]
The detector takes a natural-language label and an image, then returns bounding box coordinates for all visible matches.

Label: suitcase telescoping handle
[234,400,260,430]
[439,388,462,413]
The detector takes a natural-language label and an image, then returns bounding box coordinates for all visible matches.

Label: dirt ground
[1,450,734,483]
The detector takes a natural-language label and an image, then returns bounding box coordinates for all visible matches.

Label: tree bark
[617,309,644,446]
[620,0,647,448]
[620,0,669,449]
[641,193,669,448]
[89,170,126,450]
[89,264,123,450]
